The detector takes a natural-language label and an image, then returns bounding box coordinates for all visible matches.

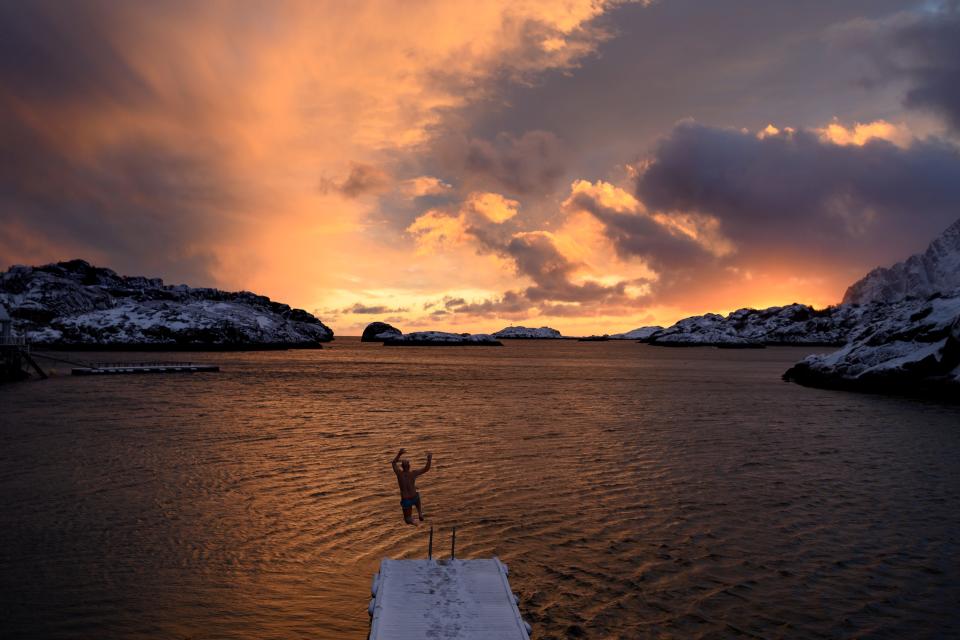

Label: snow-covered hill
[784,290,960,396]
[843,218,960,305]
[492,326,562,339]
[0,260,333,348]
[609,326,663,341]
[784,217,960,397]
[648,304,863,347]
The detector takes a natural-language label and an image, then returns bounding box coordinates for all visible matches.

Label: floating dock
[368,557,530,640]
[71,362,219,376]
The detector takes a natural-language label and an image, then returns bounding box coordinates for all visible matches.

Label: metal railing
[0,335,27,346]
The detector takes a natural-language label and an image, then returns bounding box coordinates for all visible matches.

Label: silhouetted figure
[392,448,431,525]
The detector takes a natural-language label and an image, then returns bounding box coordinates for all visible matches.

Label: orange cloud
[815,119,913,147]
[401,176,452,198]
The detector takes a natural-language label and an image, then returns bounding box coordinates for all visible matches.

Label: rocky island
[361,321,402,342]
[0,260,334,349]
[492,326,562,339]
[610,326,663,341]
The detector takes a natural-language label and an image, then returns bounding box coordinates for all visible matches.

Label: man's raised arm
[416,452,433,476]
[392,448,405,473]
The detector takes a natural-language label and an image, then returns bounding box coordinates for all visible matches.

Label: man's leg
[402,505,414,524]
[414,495,424,521]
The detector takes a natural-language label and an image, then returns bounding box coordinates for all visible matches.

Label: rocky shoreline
[0,260,333,349]
[783,291,960,399]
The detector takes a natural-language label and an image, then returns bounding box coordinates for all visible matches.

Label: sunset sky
[2,1,960,335]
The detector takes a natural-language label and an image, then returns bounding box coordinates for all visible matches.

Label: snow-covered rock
[383,331,502,346]
[784,291,960,396]
[649,304,860,347]
[361,321,402,342]
[783,218,960,396]
[843,218,960,304]
[492,326,562,339]
[0,259,333,347]
[609,326,663,341]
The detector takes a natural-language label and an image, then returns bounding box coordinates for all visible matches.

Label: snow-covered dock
[71,362,219,375]
[368,558,531,640]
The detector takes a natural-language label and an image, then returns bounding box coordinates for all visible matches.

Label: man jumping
[391,448,432,525]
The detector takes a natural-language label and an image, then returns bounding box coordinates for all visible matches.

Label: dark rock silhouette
[361,321,402,342]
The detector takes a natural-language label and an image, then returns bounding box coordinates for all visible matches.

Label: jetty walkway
[368,556,531,640]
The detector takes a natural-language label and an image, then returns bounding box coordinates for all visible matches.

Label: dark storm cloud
[0,1,153,106]
[340,303,409,315]
[858,3,960,131]
[422,213,632,319]
[320,162,392,198]
[432,131,567,197]
[634,121,960,265]
[441,290,533,317]
[563,188,713,272]
[0,1,231,285]
[504,233,626,303]
[0,121,231,284]
[467,0,916,172]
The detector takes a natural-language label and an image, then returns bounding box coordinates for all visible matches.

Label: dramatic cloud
[400,176,452,198]
[635,121,960,269]
[854,3,960,131]
[340,303,409,315]
[562,180,724,273]
[7,0,960,335]
[505,232,628,303]
[431,131,568,197]
[321,163,392,198]
[406,188,644,318]
[441,291,532,317]
[0,0,617,293]
[815,119,915,148]
[0,2,233,283]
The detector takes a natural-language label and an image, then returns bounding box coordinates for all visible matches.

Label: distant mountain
[492,326,562,339]
[843,218,960,304]
[0,260,333,348]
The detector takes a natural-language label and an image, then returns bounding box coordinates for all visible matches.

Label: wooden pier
[71,362,219,376]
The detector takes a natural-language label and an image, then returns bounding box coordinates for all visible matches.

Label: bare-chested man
[391,448,431,525]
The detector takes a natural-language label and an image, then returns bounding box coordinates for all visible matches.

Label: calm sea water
[1,339,958,639]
